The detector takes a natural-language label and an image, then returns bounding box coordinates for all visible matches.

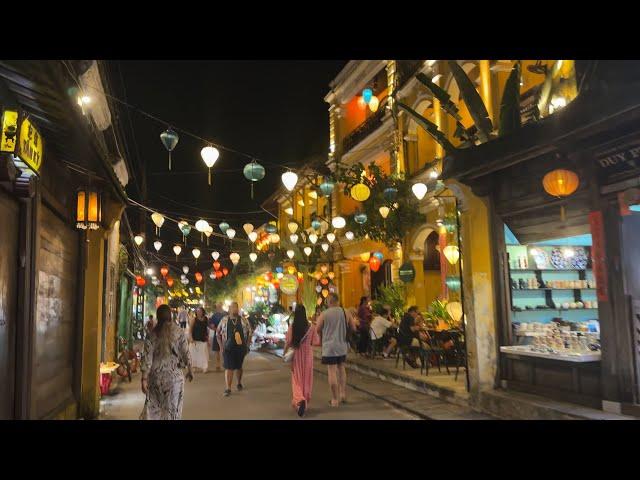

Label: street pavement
[100,350,419,420]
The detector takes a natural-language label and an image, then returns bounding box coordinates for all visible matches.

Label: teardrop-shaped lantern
[243,223,254,235]
[309,233,318,244]
[195,272,203,284]
[182,265,189,274]
[368,95,380,112]
[412,182,428,200]
[195,219,209,233]
[243,160,265,198]
[383,187,398,203]
[443,245,460,265]
[289,234,299,244]
[166,277,174,287]
[379,206,390,219]
[288,221,299,234]
[209,272,215,280]
[354,213,368,224]
[178,220,191,244]
[204,225,213,245]
[151,212,165,236]
[215,270,223,279]
[326,233,336,244]
[192,248,201,261]
[287,249,295,259]
[134,234,144,246]
[248,232,258,243]
[213,261,221,271]
[222,267,229,276]
[319,179,335,197]
[160,266,169,277]
[304,246,312,257]
[160,128,179,170]
[219,222,230,234]
[321,243,329,252]
[173,245,182,260]
[201,146,220,185]
[230,252,240,265]
[226,228,236,240]
[212,251,220,261]
[345,231,355,240]
[282,171,298,191]
[154,240,162,252]
[249,252,258,262]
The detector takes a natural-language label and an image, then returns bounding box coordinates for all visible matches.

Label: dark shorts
[321,355,346,365]
[223,347,246,370]
[211,339,220,352]
[179,321,187,329]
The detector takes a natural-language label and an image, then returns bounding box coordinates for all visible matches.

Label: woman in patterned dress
[141,304,193,420]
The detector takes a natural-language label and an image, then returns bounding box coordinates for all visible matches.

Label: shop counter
[500,346,601,362]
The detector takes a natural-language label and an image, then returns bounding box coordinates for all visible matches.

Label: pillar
[479,60,494,124]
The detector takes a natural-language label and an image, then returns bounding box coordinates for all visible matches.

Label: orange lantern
[215,271,223,279]
[222,267,229,276]
[542,169,579,221]
[320,278,329,286]
[213,261,221,271]
[136,276,146,287]
[160,266,169,277]
[166,277,174,287]
[195,272,203,284]
[369,256,381,272]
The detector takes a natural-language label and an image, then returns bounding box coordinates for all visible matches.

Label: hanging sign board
[588,211,608,302]
[399,262,416,283]
[17,115,43,173]
[280,274,298,296]
[1,109,18,152]
[595,142,640,185]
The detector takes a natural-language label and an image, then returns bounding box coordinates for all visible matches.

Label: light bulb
[248,231,258,243]
[379,206,390,218]
[287,249,295,259]
[290,234,299,244]
[211,251,220,261]
[134,235,144,246]
[331,216,346,229]
[309,233,318,244]
[201,146,220,168]
[192,248,201,259]
[345,231,354,241]
[304,247,312,257]
[412,182,428,200]
[154,240,162,252]
[282,171,299,191]
[321,243,329,252]
[249,253,258,262]
[226,228,236,239]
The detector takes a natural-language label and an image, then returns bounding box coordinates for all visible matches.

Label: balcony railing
[342,107,387,153]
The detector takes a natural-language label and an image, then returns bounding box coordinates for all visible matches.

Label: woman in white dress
[189,307,210,373]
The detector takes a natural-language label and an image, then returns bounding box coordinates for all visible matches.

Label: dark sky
[112,60,346,266]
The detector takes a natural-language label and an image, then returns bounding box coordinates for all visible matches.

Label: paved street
[100,350,419,420]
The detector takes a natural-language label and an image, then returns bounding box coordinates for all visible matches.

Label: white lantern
[288,221,299,234]
[211,251,220,261]
[154,240,162,252]
[287,249,295,259]
[243,223,254,235]
[326,232,336,244]
[412,182,428,200]
[210,272,215,280]
[309,233,318,244]
[230,252,240,265]
[345,231,355,241]
[201,146,220,185]
[173,245,182,256]
[331,216,346,229]
[226,228,236,240]
[183,265,190,274]
[195,219,209,232]
[304,246,312,257]
[277,272,284,279]
[443,245,460,265]
[192,248,201,260]
[321,243,329,252]
[134,235,144,246]
[281,171,299,191]
[146,267,154,276]
[290,233,299,244]
[379,206,390,219]
[248,232,258,243]
[249,252,258,262]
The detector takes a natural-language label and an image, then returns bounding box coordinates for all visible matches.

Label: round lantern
[265,223,278,234]
[195,219,209,233]
[219,222,230,234]
[369,256,381,272]
[331,216,346,229]
[383,187,398,202]
[243,160,265,198]
[542,168,580,221]
[160,128,179,170]
[215,271,223,279]
[362,88,373,104]
[136,276,146,287]
[350,183,371,202]
[311,218,322,230]
[354,213,368,225]
[195,272,203,284]
[160,266,169,277]
[319,180,335,197]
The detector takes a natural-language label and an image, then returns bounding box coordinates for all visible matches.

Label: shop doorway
[371,260,392,299]
[621,213,640,404]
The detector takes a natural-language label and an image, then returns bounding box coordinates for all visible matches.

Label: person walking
[140,304,193,420]
[217,302,252,397]
[208,303,225,372]
[177,306,188,329]
[357,296,372,355]
[284,304,320,417]
[189,307,209,373]
[316,293,356,408]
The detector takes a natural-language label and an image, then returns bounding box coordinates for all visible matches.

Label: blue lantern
[160,128,179,171]
[219,221,230,234]
[354,213,368,225]
[383,187,398,203]
[265,223,278,234]
[275,266,283,274]
[362,88,373,104]
[445,276,461,292]
[311,218,322,230]
[319,180,335,197]
[243,161,266,199]
[374,252,384,261]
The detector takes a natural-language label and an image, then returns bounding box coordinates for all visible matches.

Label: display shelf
[511,288,596,291]
[500,346,601,362]
[513,308,599,312]
[510,268,592,272]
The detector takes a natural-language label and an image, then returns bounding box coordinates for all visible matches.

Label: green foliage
[499,61,522,136]
[250,300,269,318]
[423,299,454,329]
[374,282,406,320]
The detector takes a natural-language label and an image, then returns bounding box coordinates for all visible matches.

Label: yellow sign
[18,116,43,173]
[0,110,18,152]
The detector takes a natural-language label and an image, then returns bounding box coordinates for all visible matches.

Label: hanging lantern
[151,212,165,236]
[201,146,220,186]
[249,252,258,262]
[219,222,230,234]
[160,128,179,170]
[443,245,460,265]
[281,171,299,191]
[319,179,335,197]
[265,222,278,234]
[166,277,174,287]
[173,245,182,260]
[309,233,318,244]
[304,246,312,257]
[153,240,162,252]
[287,221,299,234]
[243,160,265,198]
[195,272,203,284]
[134,234,144,246]
[357,96,367,110]
[321,243,329,253]
[354,213,368,224]
[445,276,461,292]
[383,187,398,203]
[192,248,201,262]
[136,276,146,287]
[379,206,390,219]
[248,231,258,243]
[311,218,322,230]
[160,266,169,277]
[350,183,371,202]
[321,289,329,298]
[213,261,221,271]
[373,252,384,261]
[194,220,209,242]
[182,265,189,274]
[368,95,380,112]
[269,233,281,244]
[369,256,381,272]
[289,233,299,244]
[328,271,335,280]
[75,188,102,230]
[243,223,254,235]
[215,270,223,279]
[360,252,371,262]
[446,301,463,323]
[331,216,346,229]
[362,88,373,104]
[222,267,229,276]
[226,228,236,240]
[212,251,220,261]
[345,231,355,241]
[210,272,215,280]
[286,249,295,259]
[230,252,240,265]
[542,168,580,221]
[203,225,213,245]
[326,232,336,244]
[412,182,428,200]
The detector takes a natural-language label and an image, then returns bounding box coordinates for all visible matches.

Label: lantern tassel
[208,168,212,186]
[251,182,254,199]
[560,205,566,222]
[168,152,172,171]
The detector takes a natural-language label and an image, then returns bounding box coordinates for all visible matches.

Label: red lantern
[213,261,221,271]
[160,266,169,277]
[215,271,223,279]
[222,267,229,276]
[195,272,203,284]
[136,276,146,287]
[166,277,174,287]
[369,256,381,272]
[320,278,329,286]
[265,271,273,281]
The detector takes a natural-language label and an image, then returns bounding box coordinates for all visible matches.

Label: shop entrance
[621,213,640,404]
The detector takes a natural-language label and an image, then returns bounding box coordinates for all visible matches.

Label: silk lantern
[350,183,370,202]
[160,128,179,170]
[319,179,335,197]
[331,217,346,229]
[446,301,463,323]
[212,251,220,261]
[354,213,367,224]
[281,171,298,191]
[166,277,174,287]
[243,223,254,235]
[213,261,221,271]
[136,276,146,287]
[201,146,220,185]
[369,256,381,272]
[134,234,144,246]
[195,272,203,284]
[222,267,229,276]
[360,252,371,262]
[243,161,265,199]
[215,271,223,279]
[219,222,229,234]
[230,252,240,265]
[153,240,162,252]
[287,250,295,259]
[249,253,258,262]
[248,231,258,243]
[443,245,460,265]
[304,247,312,257]
[151,212,165,236]
[542,169,579,221]
[326,232,335,244]
[183,266,189,274]
[160,266,169,277]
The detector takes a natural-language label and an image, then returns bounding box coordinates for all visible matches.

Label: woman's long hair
[359,296,369,307]
[291,304,309,348]
[154,304,173,355]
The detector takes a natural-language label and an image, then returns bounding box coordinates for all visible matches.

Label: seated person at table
[398,306,423,368]
[370,304,392,353]
[415,313,432,344]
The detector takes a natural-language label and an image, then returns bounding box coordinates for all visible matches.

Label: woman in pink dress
[284,304,320,417]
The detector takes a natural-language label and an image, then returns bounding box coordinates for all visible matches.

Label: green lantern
[445,275,461,292]
[354,213,368,225]
[243,160,265,199]
[319,179,335,197]
[443,215,457,233]
[219,221,230,234]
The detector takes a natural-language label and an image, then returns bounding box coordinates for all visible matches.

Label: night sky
[111,60,346,269]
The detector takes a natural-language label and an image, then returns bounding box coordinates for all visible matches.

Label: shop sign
[588,211,608,302]
[280,274,298,296]
[399,262,416,283]
[17,115,43,173]
[596,143,640,185]
[1,109,18,152]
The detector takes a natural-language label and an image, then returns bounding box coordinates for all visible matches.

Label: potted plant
[424,299,453,330]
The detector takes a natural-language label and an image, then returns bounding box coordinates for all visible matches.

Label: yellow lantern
[443,245,460,265]
[321,289,329,298]
[76,188,102,230]
[368,95,380,112]
[287,266,296,275]
[446,301,463,323]
[350,183,371,202]
[542,169,579,221]
[360,252,371,262]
